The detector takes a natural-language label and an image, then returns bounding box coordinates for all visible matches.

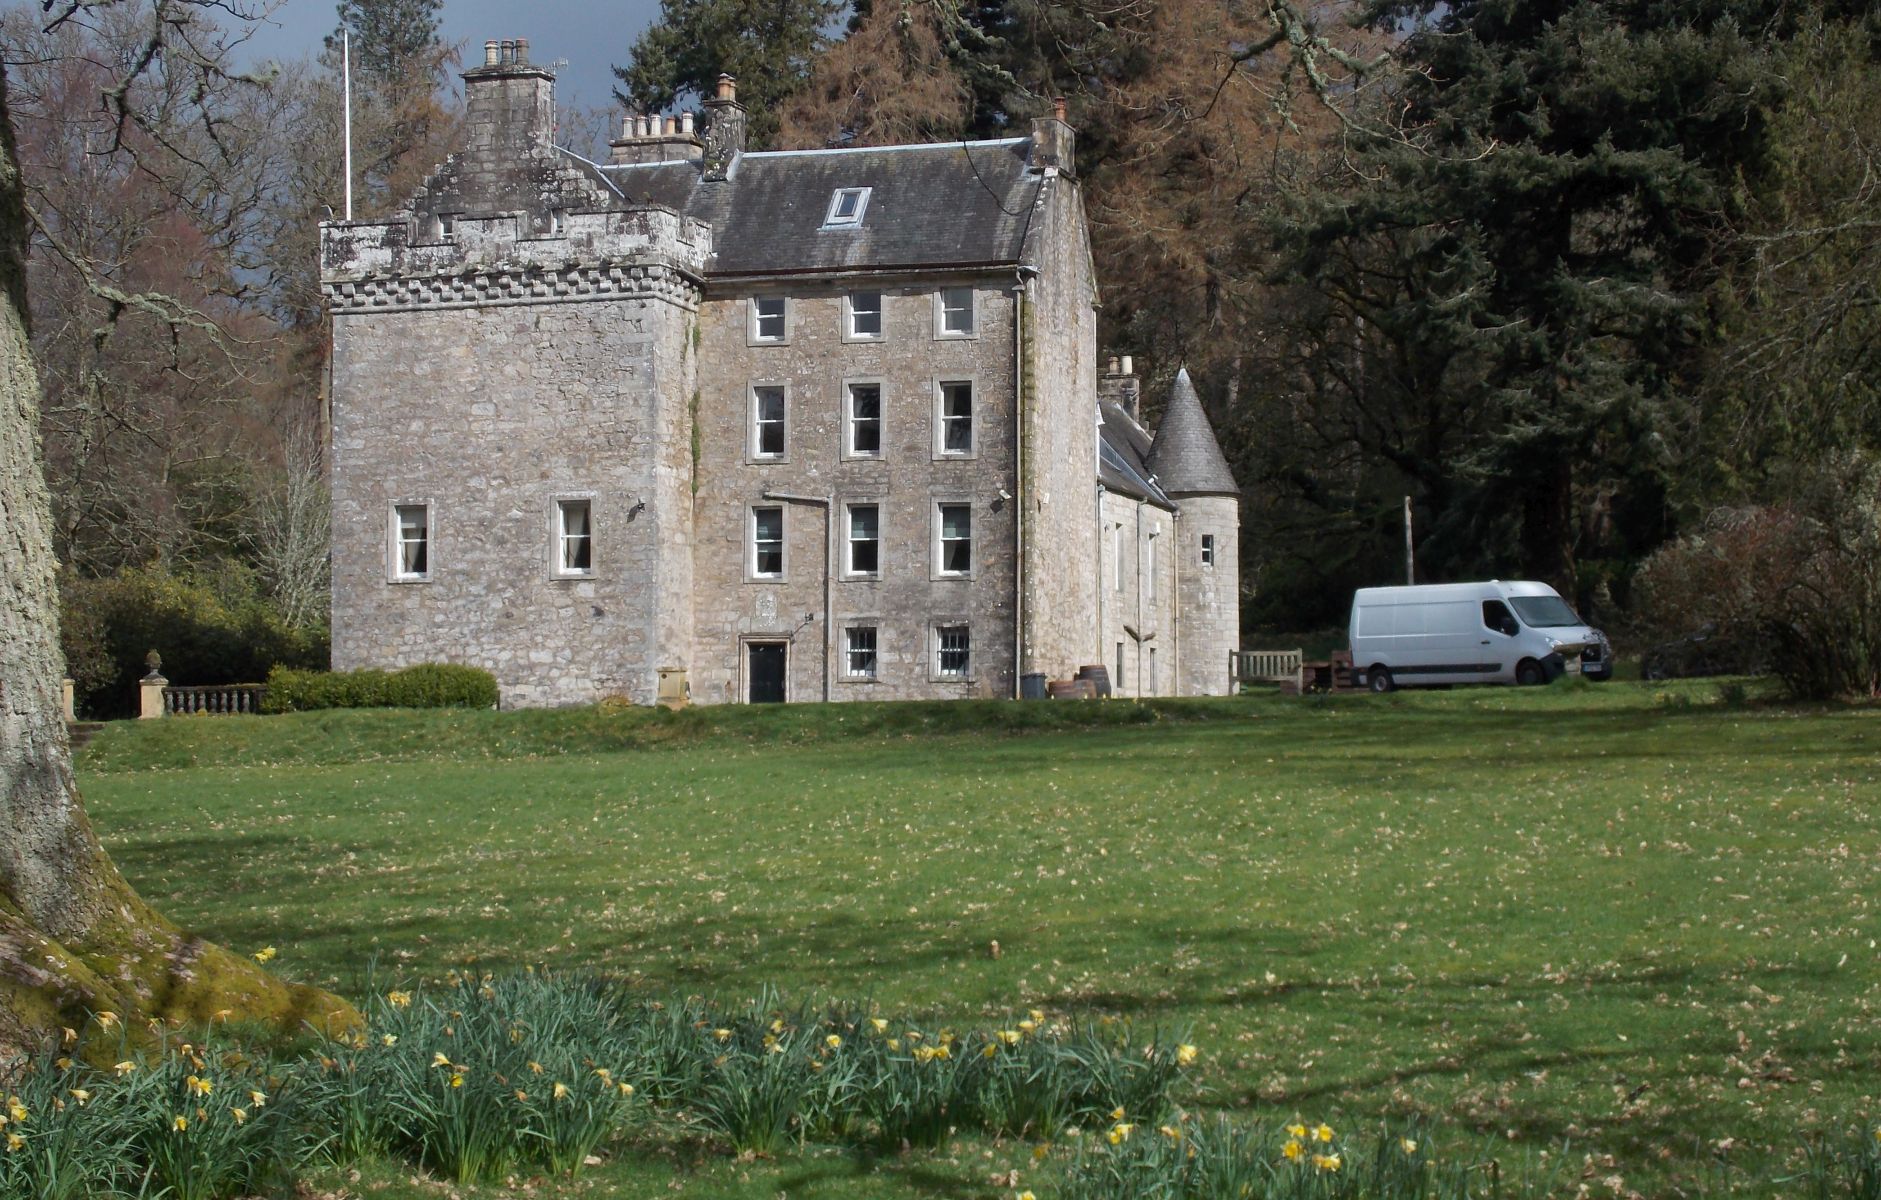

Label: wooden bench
[1231,649,1304,694]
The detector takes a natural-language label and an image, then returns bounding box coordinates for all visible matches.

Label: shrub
[1635,452,1881,699]
[262,664,497,713]
[59,561,328,719]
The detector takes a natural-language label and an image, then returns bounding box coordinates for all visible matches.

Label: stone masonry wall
[1097,490,1179,697]
[690,278,1019,703]
[328,291,696,707]
[1019,176,1101,682]
[1173,494,1240,696]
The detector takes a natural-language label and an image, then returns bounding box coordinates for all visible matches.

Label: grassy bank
[74,682,1881,1197]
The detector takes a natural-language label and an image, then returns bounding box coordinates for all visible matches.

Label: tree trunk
[0,64,353,1065]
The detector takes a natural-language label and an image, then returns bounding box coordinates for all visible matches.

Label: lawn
[75,682,1881,1198]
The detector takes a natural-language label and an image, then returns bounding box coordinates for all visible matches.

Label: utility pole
[1403,495,1415,584]
[342,30,354,221]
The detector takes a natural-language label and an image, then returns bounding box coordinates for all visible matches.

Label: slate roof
[595,138,1043,277]
[1145,368,1239,497]
[1098,402,1173,508]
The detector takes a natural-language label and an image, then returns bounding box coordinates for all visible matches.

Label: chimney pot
[1052,96,1068,122]
[500,38,513,63]
[1107,356,1120,375]
[716,74,737,101]
[484,40,499,66]
[515,38,529,64]
[680,111,695,135]
[662,115,675,136]
[1121,355,1133,375]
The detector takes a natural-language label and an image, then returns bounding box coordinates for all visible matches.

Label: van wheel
[1516,659,1546,686]
[1368,666,1394,694]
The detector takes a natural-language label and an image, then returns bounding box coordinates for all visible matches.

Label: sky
[236,0,664,117]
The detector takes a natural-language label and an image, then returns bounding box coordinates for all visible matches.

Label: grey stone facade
[321,41,1240,707]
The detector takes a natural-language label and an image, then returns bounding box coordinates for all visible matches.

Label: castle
[320,39,1239,707]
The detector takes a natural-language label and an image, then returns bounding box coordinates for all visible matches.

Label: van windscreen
[1510,595,1581,628]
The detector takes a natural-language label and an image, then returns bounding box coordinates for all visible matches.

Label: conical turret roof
[1144,368,1238,496]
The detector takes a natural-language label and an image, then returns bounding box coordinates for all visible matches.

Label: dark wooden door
[747,643,787,703]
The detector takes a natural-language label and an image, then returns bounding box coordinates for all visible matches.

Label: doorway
[747,642,787,703]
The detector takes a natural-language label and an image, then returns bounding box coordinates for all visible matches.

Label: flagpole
[342,29,354,221]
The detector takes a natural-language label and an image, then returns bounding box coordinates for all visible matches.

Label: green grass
[75,681,1881,1198]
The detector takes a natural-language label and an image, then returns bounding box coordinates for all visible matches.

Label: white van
[1348,581,1607,692]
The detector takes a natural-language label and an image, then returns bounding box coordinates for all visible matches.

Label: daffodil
[1282,1139,1304,1162]
[1314,1123,1334,1143]
[618,1082,634,1097]
[1313,1153,1342,1172]
[553,1081,570,1100]
[68,1089,90,1106]
[1160,1124,1181,1141]
[382,1034,398,1047]
[1286,1123,1306,1139]
[1018,1019,1037,1035]
[594,1068,613,1082]
[1032,1143,1051,1161]
[449,1072,464,1088]
[1107,1123,1135,1145]
[94,1011,118,1030]
[433,1052,451,1067]
[869,1018,888,1034]
[529,1060,544,1074]
[1111,1106,1126,1120]
[61,1027,77,1046]
[249,1090,267,1108]
[172,1115,188,1132]
[1176,1044,1198,1067]
[1401,1137,1418,1154]
[252,946,276,964]
[5,1133,22,1152]
[388,990,413,1009]
[185,1075,213,1097]
[998,1030,1021,1045]
[6,1098,26,1123]
[232,1108,248,1125]
[714,1028,732,1041]
[1018,1192,1036,1200]
[826,1034,842,1049]
[113,1061,135,1077]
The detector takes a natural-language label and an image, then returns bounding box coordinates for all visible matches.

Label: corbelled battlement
[320,206,711,309]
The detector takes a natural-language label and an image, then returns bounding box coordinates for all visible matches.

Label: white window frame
[749,295,788,344]
[749,505,786,581]
[844,380,884,460]
[933,379,976,460]
[935,286,976,338]
[933,501,973,579]
[1201,532,1215,567]
[822,187,871,229]
[933,623,972,681]
[749,383,788,462]
[844,291,884,341]
[844,502,882,579]
[551,496,596,578]
[388,501,432,583]
[843,624,879,680]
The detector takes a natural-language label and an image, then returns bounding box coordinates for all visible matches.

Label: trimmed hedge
[262,663,498,712]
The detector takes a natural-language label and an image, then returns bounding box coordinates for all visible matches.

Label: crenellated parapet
[320,206,710,313]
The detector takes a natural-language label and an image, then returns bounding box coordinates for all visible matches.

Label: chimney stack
[1030,96,1076,177]
[609,107,706,167]
[1099,353,1141,422]
[702,73,746,182]
[462,35,557,158]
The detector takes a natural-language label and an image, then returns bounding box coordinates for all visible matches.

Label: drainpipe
[1135,501,1143,698]
[762,490,831,701]
[1171,507,1181,697]
[1011,271,1029,698]
[1095,484,1106,674]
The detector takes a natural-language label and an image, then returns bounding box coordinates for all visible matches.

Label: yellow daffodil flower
[94,1012,118,1030]
[714,1028,732,1041]
[553,1082,570,1100]
[594,1068,613,1082]
[1029,1008,1045,1024]
[1314,1123,1334,1143]
[1018,1192,1036,1200]
[826,1034,842,1049]
[382,1034,398,1047]
[388,990,412,1009]
[618,1082,634,1097]
[1018,1019,1037,1035]
[114,1061,135,1076]
[1282,1139,1304,1162]
[529,1061,544,1074]
[6,1098,26,1123]
[1286,1123,1306,1139]
[68,1089,90,1106]
[1160,1124,1181,1141]
[1401,1137,1418,1154]
[232,1108,247,1125]
[253,947,276,964]
[432,1052,451,1068]
[1107,1123,1134,1145]
[1176,1044,1198,1067]
[172,1116,188,1132]
[1314,1153,1341,1172]
[516,1089,529,1102]
[61,1027,77,1046]
[6,1132,23,1152]
[1111,1106,1126,1120]
[449,1072,464,1088]
[1032,1143,1051,1161]
[998,1030,1021,1046]
[887,1038,901,1052]
[870,1018,888,1034]
[249,1090,267,1108]
[185,1075,213,1097]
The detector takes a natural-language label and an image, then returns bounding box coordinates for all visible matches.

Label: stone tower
[321,41,708,706]
[1146,369,1241,695]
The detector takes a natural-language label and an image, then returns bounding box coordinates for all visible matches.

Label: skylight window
[823,187,871,229]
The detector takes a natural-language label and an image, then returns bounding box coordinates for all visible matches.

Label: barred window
[936,625,970,678]
[845,626,878,678]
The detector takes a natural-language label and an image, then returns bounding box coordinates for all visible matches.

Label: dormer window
[823,187,871,229]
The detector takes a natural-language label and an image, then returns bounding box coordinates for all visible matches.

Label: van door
[1480,600,1520,681]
